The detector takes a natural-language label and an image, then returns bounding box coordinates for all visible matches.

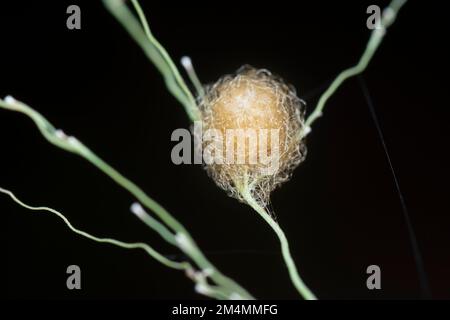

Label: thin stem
[0,97,254,299]
[181,56,205,98]
[131,202,178,246]
[0,187,248,300]
[305,0,408,131]
[0,187,187,271]
[240,189,317,300]
[103,0,200,122]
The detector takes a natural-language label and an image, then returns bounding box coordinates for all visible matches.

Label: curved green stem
[0,186,249,300]
[241,189,317,300]
[305,0,408,131]
[103,0,200,122]
[0,97,253,299]
[0,187,187,270]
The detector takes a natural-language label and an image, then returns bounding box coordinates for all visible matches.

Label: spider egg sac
[197,66,307,205]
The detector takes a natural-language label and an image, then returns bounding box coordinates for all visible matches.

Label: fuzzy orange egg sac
[198,66,307,205]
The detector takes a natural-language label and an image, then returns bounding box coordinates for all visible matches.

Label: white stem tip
[4,95,16,104]
[130,202,145,217]
[180,56,193,70]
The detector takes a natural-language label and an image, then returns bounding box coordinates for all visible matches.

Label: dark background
[1,0,448,299]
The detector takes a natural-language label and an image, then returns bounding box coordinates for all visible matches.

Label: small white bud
[4,95,16,104]
[303,126,311,135]
[180,56,193,71]
[67,136,78,146]
[130,202,145,217]
[194,283,210,295]
[55,129,67,140]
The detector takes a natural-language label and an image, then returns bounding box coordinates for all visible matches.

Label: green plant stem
[181,56,205,98]
[0,186,243,300]
[305,0,408,130]
[0,97,253,299]
[240,189,317,300]
[0,187,187,271]
[103,0,200,122]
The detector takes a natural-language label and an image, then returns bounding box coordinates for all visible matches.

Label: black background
[1,0,449,300]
